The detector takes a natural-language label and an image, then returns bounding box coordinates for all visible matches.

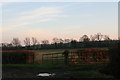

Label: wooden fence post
[63,50,69,65]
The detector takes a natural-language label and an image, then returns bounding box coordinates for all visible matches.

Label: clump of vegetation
[100,41,120,78]
[2,50,35,64]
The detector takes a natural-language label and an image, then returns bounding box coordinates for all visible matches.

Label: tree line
[1,33,118,50]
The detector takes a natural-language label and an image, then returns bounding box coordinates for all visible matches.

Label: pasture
[34,48,109,64]
[33,48,85,64]
[2,64,114,78]
[2,48,114,78]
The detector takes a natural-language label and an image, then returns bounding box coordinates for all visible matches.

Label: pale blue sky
[1,2,118,44]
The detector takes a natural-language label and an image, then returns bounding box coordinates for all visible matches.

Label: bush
[2,50,35,64]
[100,41,120,78]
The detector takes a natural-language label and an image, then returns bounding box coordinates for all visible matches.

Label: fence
[2,50,35,64]
[42,48,110,65]
[68,48,109,64]
[42,52,64,64]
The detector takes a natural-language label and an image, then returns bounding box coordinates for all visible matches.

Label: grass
[3,63,113,78]
[35,47,109,53]
[68,71,113,78]
[3,63,106,70]
[3,48,112,78]
[33,48,109,64]
[3,64,62,68]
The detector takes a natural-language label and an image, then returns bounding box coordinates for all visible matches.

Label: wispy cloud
[1,18,53,31]
[1,18,54,31]
[1,22,31,31]
[2,6,64,31]
[19,6,62,20]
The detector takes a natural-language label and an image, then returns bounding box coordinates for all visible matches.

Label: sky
[1,2,118,44]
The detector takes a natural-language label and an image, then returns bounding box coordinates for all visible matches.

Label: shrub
[100,41,120,78]
[2,50,35,64]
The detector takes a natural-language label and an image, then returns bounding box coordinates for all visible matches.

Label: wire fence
[42,53,64,64]
[42,48,110,65]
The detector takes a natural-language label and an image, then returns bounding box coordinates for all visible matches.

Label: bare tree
[24,37,31,46]
[59,38,64,43]
[11,38,21,47]
[52,37,59,44]
[53,38,71,44]
[64,39,71,43]
[94,33,103,41]
[104,35,111,41]
[80,35,90,42]
[1,43,8,47]
[7,43,13,47]
[32,37,39,45]
[90,35,96,41]
[0,43,13,48]
[41,40,49,45]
